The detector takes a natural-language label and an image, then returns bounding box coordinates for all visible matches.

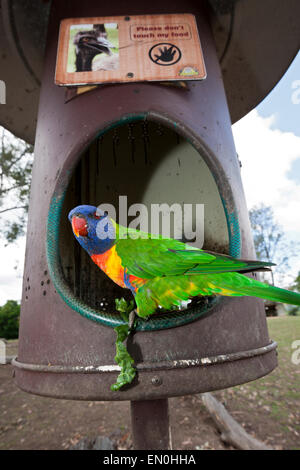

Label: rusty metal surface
[12,341,277,374]
[13,342,277,400]
[0,0,50,142]
[1,0,300,142]
[14,350,277,401]
[15,0,277,401]
[131,399,171,450]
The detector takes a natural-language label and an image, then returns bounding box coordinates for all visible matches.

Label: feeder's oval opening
[48,117,241,330]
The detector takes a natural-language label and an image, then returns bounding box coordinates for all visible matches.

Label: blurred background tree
[291,271,300,292]
[0,127,33,243]
[0,300,20,339]
[249,204,299,286]
[288,271,300,315]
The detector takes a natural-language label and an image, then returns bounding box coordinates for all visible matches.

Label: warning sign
[55,14,206,86]
[130,23,192,41]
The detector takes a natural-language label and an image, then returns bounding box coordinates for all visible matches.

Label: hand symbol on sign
[154,45,177,63]
[149,43,182,66]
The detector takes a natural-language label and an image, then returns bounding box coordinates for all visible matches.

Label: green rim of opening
[46,115,241,331]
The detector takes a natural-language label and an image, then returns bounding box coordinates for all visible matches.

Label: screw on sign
[149,43,182,66]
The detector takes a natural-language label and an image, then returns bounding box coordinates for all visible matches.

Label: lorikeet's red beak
[72,216,88,237]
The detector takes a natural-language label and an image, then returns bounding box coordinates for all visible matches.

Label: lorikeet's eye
[72,216,88,237]
[95,210,108,219]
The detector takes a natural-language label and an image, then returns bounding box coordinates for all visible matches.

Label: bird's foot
[128,309,137,331]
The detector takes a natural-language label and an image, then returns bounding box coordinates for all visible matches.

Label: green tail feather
[212,272,300,306]
[135,272,300,318]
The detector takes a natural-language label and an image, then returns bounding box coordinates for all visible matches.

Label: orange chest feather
[91,246,125,287]
[91,246,147,291]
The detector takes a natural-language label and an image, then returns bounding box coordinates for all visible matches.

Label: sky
[233,51,300,285]
[0,52,299,304]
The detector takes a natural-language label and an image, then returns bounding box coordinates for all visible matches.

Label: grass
[215,316,300,448]
[240,316,300,403]
[2,316,299,449]
[268,315,300,349]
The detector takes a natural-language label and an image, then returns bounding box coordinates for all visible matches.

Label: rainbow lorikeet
[68,205,300,318]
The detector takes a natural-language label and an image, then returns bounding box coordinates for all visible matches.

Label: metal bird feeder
[1,0,299,450]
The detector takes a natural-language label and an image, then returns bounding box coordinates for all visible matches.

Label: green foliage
[111,298,136,391]
[291,271,300,293]
[0,127,33,243]
[287,306,299,316]
[115,297,135,321]
[110,324,136,392]
[264,302,279,317]
[0,300,20,339]
[287,272,300,316]
[249,204,298,285]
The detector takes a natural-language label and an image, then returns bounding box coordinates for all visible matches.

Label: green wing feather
[114,223,300,318]
[115,230,273,279]
[135,272,300,318]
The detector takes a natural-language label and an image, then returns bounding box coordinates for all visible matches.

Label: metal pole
[130,398,171,450]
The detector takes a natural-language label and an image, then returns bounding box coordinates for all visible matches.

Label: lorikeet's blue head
[68,205,116,255]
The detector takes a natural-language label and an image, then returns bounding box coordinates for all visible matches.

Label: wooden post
[130,399,171,450]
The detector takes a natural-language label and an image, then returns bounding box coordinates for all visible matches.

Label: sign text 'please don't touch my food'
[55,14,206,86]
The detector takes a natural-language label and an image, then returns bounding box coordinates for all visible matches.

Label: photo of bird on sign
[67,23,119,72]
